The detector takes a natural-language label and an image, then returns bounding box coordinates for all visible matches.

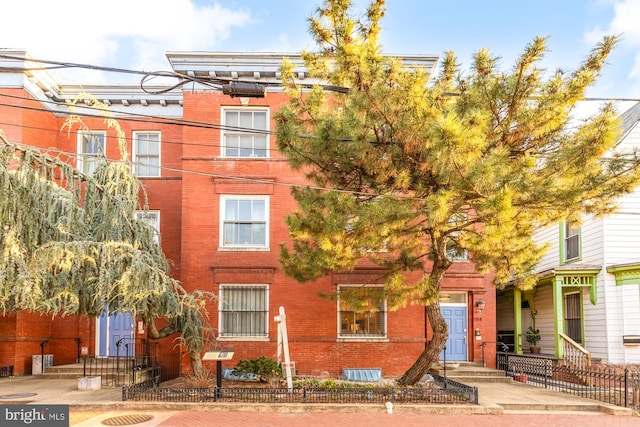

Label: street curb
[67,401,504,415]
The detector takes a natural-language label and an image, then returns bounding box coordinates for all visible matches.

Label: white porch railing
[560,332,591,371]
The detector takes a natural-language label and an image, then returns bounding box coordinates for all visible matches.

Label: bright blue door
[440,305,467,361]
[98,311,134,356]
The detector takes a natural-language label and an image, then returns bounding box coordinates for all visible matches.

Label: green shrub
[292,378,369,389]
[231,356,282,383]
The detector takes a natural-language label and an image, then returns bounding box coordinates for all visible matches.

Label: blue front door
[98,311,134,356]
[440,305,467,361]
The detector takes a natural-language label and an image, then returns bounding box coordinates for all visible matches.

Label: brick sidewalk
[70,410,640,427]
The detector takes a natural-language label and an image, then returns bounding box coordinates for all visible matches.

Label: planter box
[78,376,102,391]
[513,374,528,383]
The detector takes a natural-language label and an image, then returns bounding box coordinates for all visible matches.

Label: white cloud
[0,0,252,83]
[607,0,640,44]
[631,51,640,79]
[583,0,640,98]
[584,0,640,44]
[260,33,304,53]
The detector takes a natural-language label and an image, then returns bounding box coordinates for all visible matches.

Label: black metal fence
[82,342,181,387]
[122,373,477,405]
[0,365,14,377]
[497,353,640,410]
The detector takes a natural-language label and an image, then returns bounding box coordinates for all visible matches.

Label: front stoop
[39,362,136,385]
[429,362,513,383]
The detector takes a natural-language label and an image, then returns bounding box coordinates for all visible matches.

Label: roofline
[165,51,440,83]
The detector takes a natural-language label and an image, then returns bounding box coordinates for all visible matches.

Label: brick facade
[0,52,496,377]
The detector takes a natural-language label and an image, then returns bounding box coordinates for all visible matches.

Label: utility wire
[0,93,289,155]
[0,92,273,135]
[0,53,157,77]
[3,139,387,200]
[0,53,351,96]
[2,55,640,201]
[0,53,636,101]
[1,89,638,177]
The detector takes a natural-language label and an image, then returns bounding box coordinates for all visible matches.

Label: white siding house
[497,102,640,365]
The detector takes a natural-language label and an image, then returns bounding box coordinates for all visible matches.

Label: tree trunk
[398,242,450,387]
[188,350,204,376]
[397,299,448,385]
[144,316,205,376]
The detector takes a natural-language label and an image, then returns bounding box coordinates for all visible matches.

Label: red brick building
[0,50,497,377]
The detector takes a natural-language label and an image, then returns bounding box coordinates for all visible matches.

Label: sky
[2,0,639,114]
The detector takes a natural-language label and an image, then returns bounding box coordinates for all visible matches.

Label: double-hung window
[446,239,468,262]
[563,221,581,263]
[134,210,160,244]
[133,131,160,177]
[221,196,268,248]
[219,285,268,338]
[338,286,386,338]
[77,131,106,175]
[446,213,468,262]
[222,108,268,158]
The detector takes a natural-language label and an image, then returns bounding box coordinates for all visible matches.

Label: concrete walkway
[0,374,634,417]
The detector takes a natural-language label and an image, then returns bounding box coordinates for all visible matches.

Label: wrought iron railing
[122,374,477,405]
[497,352,640,410]
[82,341,180,387]
[82,356,134,386]
[0,364,14,377]
[497,353,553,378]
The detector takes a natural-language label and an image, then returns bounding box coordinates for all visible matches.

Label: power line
[2,56,639,202]
[2,89,638,180]
[1,53,636,102]
[0,93,292,156]
[2,139,384,200]
[0,92,272,135]
[0,53,161,77]
[0,53,351,96]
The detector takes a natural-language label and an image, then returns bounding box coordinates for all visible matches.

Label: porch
[497,265,600,368]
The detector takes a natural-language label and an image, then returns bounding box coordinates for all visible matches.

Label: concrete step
[500,402,632,415]
[45,363,131,373]
[38,362,158,386]
[38,362,132,380]
[429,363,512,383]
[447,375,514,383]
[42,367,85,374]
[37,371,130,380]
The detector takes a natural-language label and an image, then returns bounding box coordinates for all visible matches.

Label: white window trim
[218,284,269,340]
[337,285,388,342]
[134,210,160,244]
[446,213,469,262]
[132,131,161,177]
[221,107,270,158]
[77,130,106,174]
[219,195,270,250]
